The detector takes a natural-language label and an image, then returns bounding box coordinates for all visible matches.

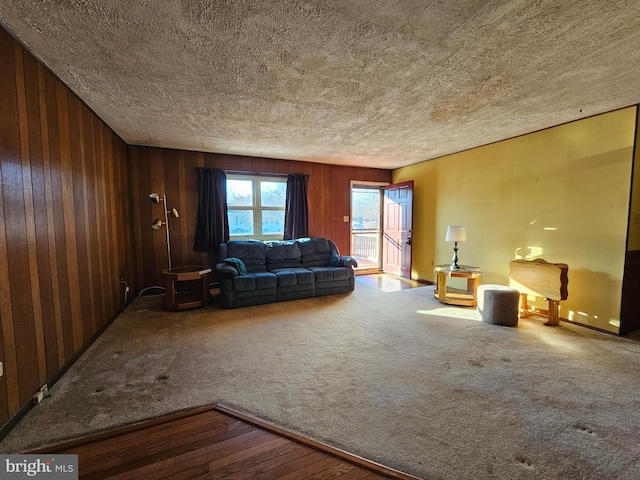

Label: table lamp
[445,226,467,270]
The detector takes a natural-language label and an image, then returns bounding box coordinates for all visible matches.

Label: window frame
[226,174,287,241]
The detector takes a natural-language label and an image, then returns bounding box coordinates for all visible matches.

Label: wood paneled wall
[0,28,135,429]
[620,250,640,335]
[129,146,392,288]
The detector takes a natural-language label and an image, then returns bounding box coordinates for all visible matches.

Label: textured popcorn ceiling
[2,1,640,169]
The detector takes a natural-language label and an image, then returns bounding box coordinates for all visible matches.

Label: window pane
[352,188,380,229]
[227,180,253,206]
[228,210,254,235]
[262,210,284,234]
[261,181,286,207]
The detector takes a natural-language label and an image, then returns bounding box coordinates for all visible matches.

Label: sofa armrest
[215,263,239,278]
[216,257,248,278]
[337,256,358,268]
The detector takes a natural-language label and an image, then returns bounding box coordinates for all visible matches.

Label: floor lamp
[149,193,180,270]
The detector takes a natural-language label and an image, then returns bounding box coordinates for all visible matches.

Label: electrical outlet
[32,384,49,405]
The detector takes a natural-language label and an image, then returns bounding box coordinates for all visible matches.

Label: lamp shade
[445,226,467,242]
[149,193,161,204]
[152,218,164,230]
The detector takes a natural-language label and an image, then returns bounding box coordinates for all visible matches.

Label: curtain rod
[224,169,310,178]
[194,167,310,178]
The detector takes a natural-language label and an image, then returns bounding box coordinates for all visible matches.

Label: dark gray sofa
[215,237,358,308]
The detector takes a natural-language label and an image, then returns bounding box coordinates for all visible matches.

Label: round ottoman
[477,284,520,326]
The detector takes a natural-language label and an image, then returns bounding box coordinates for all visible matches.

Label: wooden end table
[162,266,212,311]
[434,265,484,307]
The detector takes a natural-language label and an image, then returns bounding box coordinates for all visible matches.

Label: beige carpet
[2,282,640,479]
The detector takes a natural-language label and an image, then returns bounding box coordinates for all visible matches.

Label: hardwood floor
[29,405,421,479]
[355,274,429,293]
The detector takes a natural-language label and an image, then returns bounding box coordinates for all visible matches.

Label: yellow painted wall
[394,107,636,333]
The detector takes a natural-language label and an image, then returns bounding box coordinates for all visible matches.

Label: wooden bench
[509,259,569,326]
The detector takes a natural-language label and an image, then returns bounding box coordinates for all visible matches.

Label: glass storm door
[350,186,383,272]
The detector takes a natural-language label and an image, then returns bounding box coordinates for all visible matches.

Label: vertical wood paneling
[129,146,392,287]
[82,104,101,334]
[39,66,65,371]
[137,148,156,288]
[31,61,60,377]
[320,165,333,239]
[15,42,48,388]
[68,94,93,345]
[112,138,126,295]
[621,251,640,335]
[129,147,144,288]
[91,117,107,326]
[177,151,188,263]
[0,27,134,430]
[112,136,131,301]
[5,42,40,410]
[0,28,20,418]
[76,100,95,339]
[101,124,115,315]
[99,125,114,313]
[44,68,75,363]
[121,141,133,291]
[0,174,12,419]
[149,148,167,274]
[56,81,84,352]
[108,133,120,310]
[164,149,182,267]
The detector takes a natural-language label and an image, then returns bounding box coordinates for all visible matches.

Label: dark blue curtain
[193,167,229,252]
[283,173,309,240]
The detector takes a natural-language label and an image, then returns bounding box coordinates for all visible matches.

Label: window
[227,175,287,239]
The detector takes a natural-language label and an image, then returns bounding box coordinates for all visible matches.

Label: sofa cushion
[309,266,353,282]
[231,272,277,291]
[226,240,267,272]
[265,241,303,270]
[298,237,334,267]
[272,268,315,286]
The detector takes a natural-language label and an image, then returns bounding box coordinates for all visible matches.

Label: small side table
[162,266,212,311]
[434,265,484,307]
